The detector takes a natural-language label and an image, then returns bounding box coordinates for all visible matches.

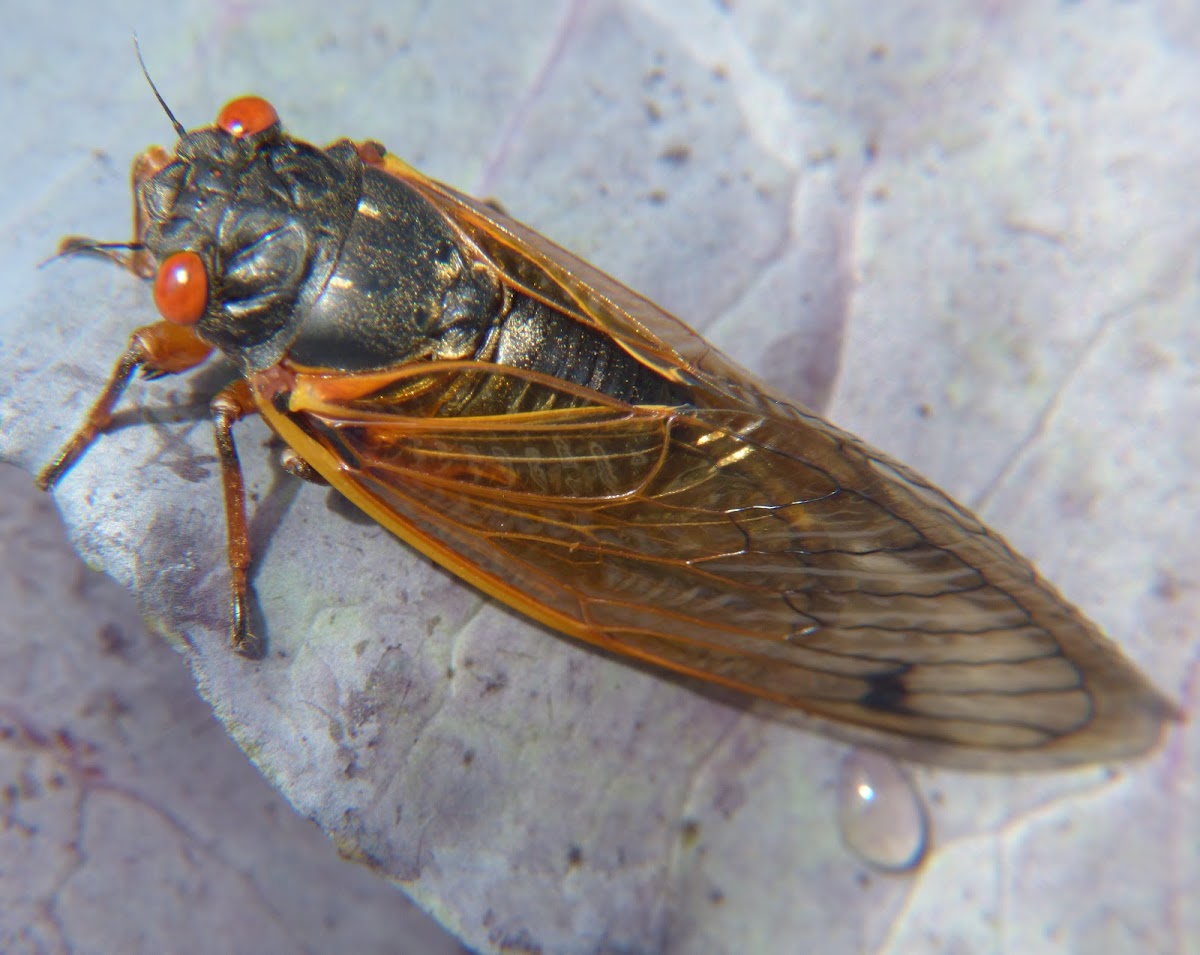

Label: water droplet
[836,750,927,872]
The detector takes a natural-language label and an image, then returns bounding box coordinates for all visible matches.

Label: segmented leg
[53,147,174,278]
[280,448,329,485]
[37,321,213,490]
[209,380,264,658]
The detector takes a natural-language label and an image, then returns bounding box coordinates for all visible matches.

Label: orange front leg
[55,146,174,278]
[38,321,213,490]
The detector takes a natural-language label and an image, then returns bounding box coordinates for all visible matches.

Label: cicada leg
[56,146,173,278]
[279,448,329,486]
[37,321,213,490]
[209,380,267,658]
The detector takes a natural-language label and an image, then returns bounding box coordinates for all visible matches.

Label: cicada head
[136,97,363,371]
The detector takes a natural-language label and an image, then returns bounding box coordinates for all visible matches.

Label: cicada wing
[257,361,1175,770]
[371,153,777,405]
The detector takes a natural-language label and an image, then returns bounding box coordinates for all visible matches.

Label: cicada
[38,81,1177,771]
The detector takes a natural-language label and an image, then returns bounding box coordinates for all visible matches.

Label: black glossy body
[138,124,682,413]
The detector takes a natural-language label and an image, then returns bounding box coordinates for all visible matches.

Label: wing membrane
[375,153,783,402]
[256,357,1174,770]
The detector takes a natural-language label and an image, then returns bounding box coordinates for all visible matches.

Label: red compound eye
[216,96,280,138]
[153,251,209,325]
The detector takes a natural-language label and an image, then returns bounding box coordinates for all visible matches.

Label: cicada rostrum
[38,74,1177,771]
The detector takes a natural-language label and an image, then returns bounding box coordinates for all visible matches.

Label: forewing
[372,153,771,403]
[260,361,1175,770]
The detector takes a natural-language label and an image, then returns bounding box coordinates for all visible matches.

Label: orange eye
[153,251,209,325]
[216,96,280,138]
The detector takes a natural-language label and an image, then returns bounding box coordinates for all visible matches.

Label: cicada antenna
[133,34,187,139]
[37,239,146,270]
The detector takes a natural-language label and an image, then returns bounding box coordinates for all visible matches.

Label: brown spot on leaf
[658,143,692,166]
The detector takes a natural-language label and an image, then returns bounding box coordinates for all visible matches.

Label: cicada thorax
[135,124,363,370]
[139,109,688,422]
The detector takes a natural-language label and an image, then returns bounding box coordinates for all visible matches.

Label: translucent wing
[256,355,1175,771]
[371,152,789,404]
[246,150,1177,769]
